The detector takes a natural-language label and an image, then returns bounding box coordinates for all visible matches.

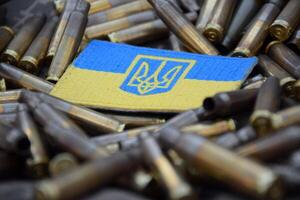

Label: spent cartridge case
[287,25,300,51]
[195,0,218,33]
[0,63,54,93]
[203,0,237,43]
[85,10,157,39]
[0,89,22,103]
[88,0,152,26]
[271,105,300,130]
[53,0,65,14]
[35,92,125,133]
[222,0,264,50]
[47,0,80,60]
[268,0,286,8]
[147,0,219,55]
[47,11,88,82]
[89,0,135,15]
[203,89,258,117]
[1,15,45,65]
[35,148,141,200]
[19,17,59,73]
[258,55,296,97]
[250,77,281,136]
[139,132,194,200]
[267,41,300,79]
[182,119,236,137]
[32,103,108,160]
[109,12,198,44]
[0,26,14,54]
[108,114,164,127]
[49,153,78,177]
[158,127,283,200]
[16,104,49,177]
[237,126,300,162]
[270,0,300,41]
[169,34,186,52]
[232,3,280,57]
[0,113,17,124]
[0,121,30,154]
[272,165,300,192]
[215,126,257,149]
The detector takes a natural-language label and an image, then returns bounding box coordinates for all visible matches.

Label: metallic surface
[47,10,88,82]
[88,0,152,26]
[250,77,281,136]
[195,0,217,34]
[89,0,135,15]
[0,89,22,103]
[147,0,219,55]
[159,127,283,200]
[0,26,14,53]
[1,15,45,65]
[35,149,141,200]
[49,153,78,177]
[0,63,54,93]
[85,10,157,39]
[19,17,59,73]
[203,0,237,43]
[267,41,300,79]
[232,3,280,57]
[270,0,300,41]
[271,105,300,130]
[109,12,197,44]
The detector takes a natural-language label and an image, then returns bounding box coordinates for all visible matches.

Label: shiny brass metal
[19,17,59,73]
[203,0,237,43]
[139,132,194,200]
[195,0,218,33]
[49,153,78,177]
[35,148,141,200]
[159,127,283,200]
[1,15,45,65]
[0,90,22,103]
[16,104,49,177]
[270,0,300,41]
[267,41,300,79]
[271,105,300,130]
[35,92,125,133]
[109,12,197,44]
[85,10,157,39]
[232,3,280,57]
[0,26,14,53]
[47,11,88,82]
[89,0,135,15]
[250,77,281,136]
[0,63,54,93]
[88,0,152,26]
[147,0,219,55]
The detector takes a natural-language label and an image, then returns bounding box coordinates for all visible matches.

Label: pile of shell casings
[0,0,300,199]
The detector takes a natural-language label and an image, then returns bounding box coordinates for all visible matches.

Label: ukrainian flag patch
[51,41,257,112]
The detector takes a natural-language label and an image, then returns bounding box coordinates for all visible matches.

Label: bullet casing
[267,41,300,79]
[203,0,237,43]
[0,89,22,103]
[222,0,264,50]
[288,25,300,51]
[158,127,283,200]
[237,126,300,162]
[147,0,219,55]
[89,0,135,15]
[232,3,280,57]
[19,17,59,73]
[258,55,296,97]
[195,0,217,33]
[109,12,197,44]
[0,63,54,93]
[85,10,157,39]
[270,0,300,41]
[0,26,14,54]
[250,77,281,136]
[0,102,19,113]
[35,92,125,133]
[88,0,152,26]
[203,89,258,117]
[16,104,49,177]
[35,149,141,200]
[1,15,45,65]
[271,105,300,130]
[47,11,88,82]
[139,133,194,200]
[49,153,78,177]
